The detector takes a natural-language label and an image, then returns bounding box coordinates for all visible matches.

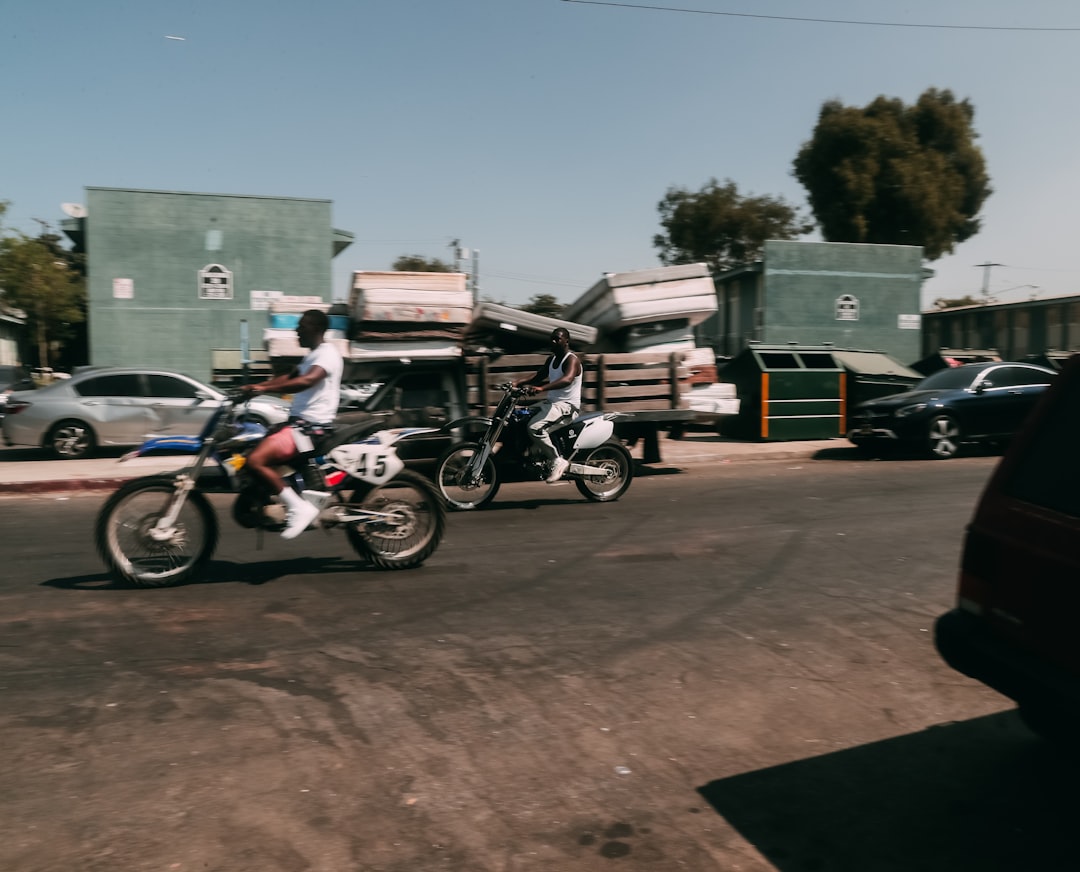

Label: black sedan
[848,361,1056,459]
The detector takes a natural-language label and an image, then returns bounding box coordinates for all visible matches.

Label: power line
[484,269,589,289]
[560,1,1080,32]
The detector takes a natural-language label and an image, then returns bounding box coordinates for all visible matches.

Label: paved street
[2,456,1076,871]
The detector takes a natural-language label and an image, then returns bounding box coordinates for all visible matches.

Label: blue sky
[4,0,1079,311]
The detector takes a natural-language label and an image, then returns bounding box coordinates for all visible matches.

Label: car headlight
[894,403,927,418]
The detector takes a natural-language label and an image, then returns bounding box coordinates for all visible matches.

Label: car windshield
[917,367,980,391]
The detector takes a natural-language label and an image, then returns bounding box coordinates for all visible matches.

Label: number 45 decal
[328,443,405,485]
[354,451,388,478]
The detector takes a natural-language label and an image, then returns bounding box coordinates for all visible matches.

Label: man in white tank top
[514,328,583,482]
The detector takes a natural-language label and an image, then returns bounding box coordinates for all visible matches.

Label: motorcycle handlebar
[498,382,532,397]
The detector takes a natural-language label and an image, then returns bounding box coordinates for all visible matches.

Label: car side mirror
[974,381,990,394]
[194,389,216,402]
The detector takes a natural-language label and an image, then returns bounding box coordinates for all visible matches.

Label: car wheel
[927,414,962,459]
[48,419,96,459]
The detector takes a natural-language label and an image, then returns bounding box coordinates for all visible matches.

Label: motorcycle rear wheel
[574,440,634,502]
[95,476,219,587]
[435,441,500,511]
[344,470,446,569]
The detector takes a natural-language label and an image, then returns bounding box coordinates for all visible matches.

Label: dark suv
[935,352,1080,740]
[848,361,1055,458]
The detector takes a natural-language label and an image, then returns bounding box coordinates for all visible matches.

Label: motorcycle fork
[469,416,508,476]
[152,442,216,536]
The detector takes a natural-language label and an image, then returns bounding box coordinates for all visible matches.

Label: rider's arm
[514,362,549,390]
[247,366,327,395]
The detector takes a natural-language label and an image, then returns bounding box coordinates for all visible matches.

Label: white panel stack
[349,272,473,338]
[263,330,349,360]
[562,264,718,334]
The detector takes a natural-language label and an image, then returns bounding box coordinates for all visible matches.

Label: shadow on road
[698,710,1079,871]
[811,443,1006,462]
[41,555,392,591]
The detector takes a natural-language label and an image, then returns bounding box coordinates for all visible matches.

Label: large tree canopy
[653,178,813,274]
[0,206,86,369]
[793,88,991,261]
[518,293,563,318]
[391,254,454,272]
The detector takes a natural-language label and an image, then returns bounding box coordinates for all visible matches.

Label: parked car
[339,382,382,409]
[847,361,1056,459]
[1,366,289,458]
[0,367,32,423]
[935,352,1080,742]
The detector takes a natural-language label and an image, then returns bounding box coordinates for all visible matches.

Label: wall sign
[198,264,233,300]
[113,278,134,299]
[250,290,283,311]
[835,294,859,321]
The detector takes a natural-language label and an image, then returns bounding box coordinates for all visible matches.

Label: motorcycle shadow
[41,555,393,591]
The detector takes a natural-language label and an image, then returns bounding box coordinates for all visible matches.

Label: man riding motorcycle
[240,308,343,538]
[514,327,582,483]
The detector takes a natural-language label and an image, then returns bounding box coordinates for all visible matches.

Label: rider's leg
[527,400,561,461]
[246,426,320,538]
[527,401,574,481]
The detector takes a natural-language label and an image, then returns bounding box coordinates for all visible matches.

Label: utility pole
[471,249,480,306]
[975,261,1002,303]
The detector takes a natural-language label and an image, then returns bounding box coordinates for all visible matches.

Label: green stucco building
[701,240,926,365]
[62,187,353,384]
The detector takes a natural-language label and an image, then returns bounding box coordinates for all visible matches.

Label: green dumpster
[720,345,846,440]
[829,349,922,431]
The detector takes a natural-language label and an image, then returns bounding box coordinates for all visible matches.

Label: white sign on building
[198,264,233,300]
[250,290,283,311]
[835,294,859,321]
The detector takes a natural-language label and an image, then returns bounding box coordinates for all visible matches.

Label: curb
[0,478,136,495]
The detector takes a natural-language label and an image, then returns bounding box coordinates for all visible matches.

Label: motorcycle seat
[314,419,389,454]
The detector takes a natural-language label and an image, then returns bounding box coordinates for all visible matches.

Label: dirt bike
[433,382,633,511]
[94,397,446,587]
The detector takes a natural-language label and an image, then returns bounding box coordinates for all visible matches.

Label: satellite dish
[61,203,87,218]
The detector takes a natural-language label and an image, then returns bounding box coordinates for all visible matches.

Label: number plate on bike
[328,441,405,485]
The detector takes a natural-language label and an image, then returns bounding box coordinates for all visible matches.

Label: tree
[518,293,563,318]
[0,218,86,369]
[793,88,992,261]
[653,178,813,274]
[391,254,454,272]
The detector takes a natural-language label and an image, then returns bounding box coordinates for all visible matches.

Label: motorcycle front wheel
[434,441,500,511]
[574,440,634,503]
[95,476,219,587]
[344,470,446,570]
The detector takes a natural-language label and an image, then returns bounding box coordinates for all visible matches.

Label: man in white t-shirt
[241,309,343,538]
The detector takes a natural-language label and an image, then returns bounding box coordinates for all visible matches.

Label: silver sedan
[1,367,289,458]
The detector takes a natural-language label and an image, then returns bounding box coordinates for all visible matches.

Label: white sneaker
[301,490,331,510]
[546,456,570,483]
[281,499,320,540]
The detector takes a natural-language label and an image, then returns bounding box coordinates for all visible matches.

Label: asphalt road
[2,457,1077,872]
